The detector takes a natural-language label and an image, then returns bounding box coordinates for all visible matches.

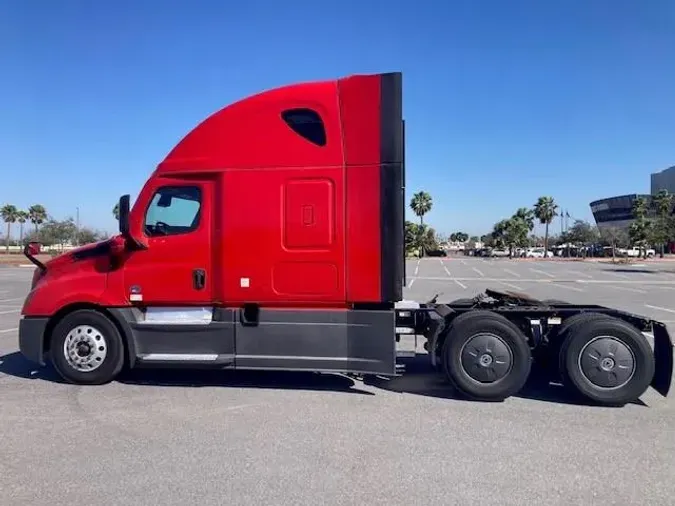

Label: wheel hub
[579,336,635,389]
[63,325,108,372]
[460,332,513,383]
[76,342,91,357]
[479,353,494,366]
[600,357,615,371]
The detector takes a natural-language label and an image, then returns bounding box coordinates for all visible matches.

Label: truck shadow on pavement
[0,351,374,396]
[371,354,647,407]
[602,267,675,275]
[0,351,647,407]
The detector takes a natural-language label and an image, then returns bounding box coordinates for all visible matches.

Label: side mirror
[119,194,131,236]
[117,194,148,250]
[27,242,41,256]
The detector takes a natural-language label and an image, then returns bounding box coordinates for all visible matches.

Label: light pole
[76,207,80,246]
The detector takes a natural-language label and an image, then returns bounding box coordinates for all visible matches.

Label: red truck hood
[44,236,123,270]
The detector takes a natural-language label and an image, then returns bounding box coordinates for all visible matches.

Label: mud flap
[423,304,454,368]
[652,323,674,397]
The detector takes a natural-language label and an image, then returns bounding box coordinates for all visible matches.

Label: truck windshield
[144,185,201,237]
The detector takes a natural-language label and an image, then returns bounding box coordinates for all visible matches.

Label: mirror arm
[23,243,47,272]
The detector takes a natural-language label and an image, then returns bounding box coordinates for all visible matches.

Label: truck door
[122,179,213,305]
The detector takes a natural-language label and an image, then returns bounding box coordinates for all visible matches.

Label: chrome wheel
[63,324,108,372]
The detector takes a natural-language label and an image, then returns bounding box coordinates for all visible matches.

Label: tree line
[485,196,559,256]
[406,191,563,257]
[405,189,675,259]
[0,203,109,254]
[484,191,675,258]
[626,190,674,257]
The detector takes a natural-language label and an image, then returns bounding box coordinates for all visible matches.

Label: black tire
[441,310,532,401]
[49,309,125,385]
[537,312,612,381]
[558,316,655,406]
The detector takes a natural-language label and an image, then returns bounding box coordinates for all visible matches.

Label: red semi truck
[18,72,673,406]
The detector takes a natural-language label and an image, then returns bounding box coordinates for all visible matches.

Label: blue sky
[1,0,674,237]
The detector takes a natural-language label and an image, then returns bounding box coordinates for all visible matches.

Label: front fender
[22,270,108,317]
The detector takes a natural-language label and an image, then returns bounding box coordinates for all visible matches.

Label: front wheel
[441,311,532,401]
[49,309,125,385]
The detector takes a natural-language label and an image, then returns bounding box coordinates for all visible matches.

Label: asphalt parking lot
[1,260,674,505]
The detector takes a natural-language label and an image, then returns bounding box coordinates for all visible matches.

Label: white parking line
[529,268,555,278]
[414,259,420,276]
[0,327,17,334]
[499,281,524,291]
[440,258,452,277]
[454,279,467,289]
[472,267,484,277]
[552,283,584,292]
[414,276,675,286]
[566,270,593,279]
[0,297,22,303]
[502,268,521,278]
[610,285,647,294]
[408,278,415,288]
[645,304,675,314]
[0,309,19,315]
[605,271,630,279]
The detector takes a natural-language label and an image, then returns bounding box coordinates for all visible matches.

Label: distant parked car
[490,248,510,258]
[618,247,655,258]
[425,248,447,257]
[526,247,553,258]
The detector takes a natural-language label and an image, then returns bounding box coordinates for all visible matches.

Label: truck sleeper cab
[20,71,405,381]
[18,72,673,407]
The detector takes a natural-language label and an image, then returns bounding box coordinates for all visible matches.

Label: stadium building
[589,194,653,232]
[589,165,675,232]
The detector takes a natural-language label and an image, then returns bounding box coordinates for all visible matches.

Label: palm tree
[113,202,120,221]
[16,210,28,245]
[533,196,559,257]
[513,207,535,231]
[1,204,18,253]
[410,191,432,226]
[28,204,47,236]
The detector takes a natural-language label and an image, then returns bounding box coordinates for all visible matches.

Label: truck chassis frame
[394,289,673,405]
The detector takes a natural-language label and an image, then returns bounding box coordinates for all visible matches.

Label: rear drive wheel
[50,309,125,385]
[441,311,532,401]
[558,316,655,406]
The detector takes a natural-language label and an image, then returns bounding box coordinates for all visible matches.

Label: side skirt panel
[112,306,396,376]
[111,307,236,368]
[235,308,396,375]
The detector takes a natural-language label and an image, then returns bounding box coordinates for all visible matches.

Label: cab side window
[144,186,202,237]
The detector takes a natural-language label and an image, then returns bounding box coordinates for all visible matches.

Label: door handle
[193,269,206,290]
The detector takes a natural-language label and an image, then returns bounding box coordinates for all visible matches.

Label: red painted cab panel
[21,72,405,319]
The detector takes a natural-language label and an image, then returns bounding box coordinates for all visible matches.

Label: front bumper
[18,317,49,366]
